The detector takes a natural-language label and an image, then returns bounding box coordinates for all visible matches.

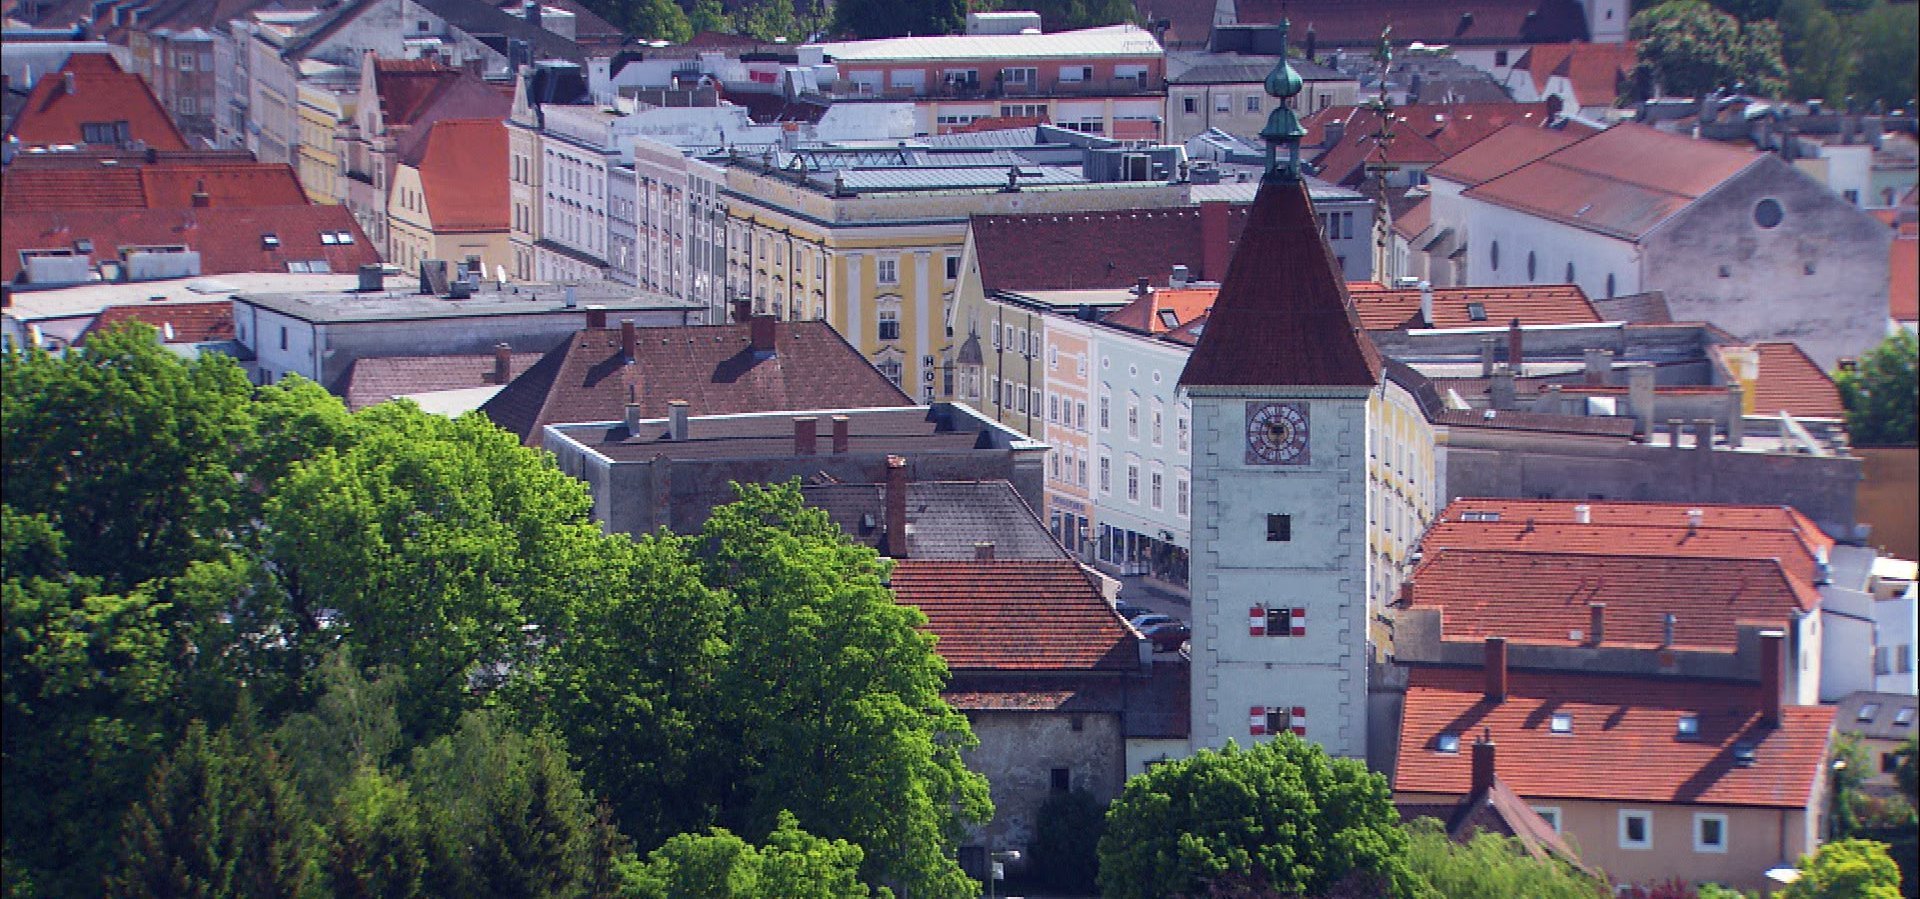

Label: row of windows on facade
[1181,92,1334,115]
[1083,453,1190,516]
[1090,394,1190,451]
[1487,241,1620,298]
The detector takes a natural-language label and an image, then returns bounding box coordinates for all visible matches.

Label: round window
[1490,241,1500,271]
[1754,198,1784,229]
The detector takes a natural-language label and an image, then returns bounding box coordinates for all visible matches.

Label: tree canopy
[2,326,986,898]
[1095,735,1420,899]
[1401,819,1607,899]
[1632,0,1788,97]
[832,0,966,39]
[1836,330,1918,446]
[1781,839,1903,899]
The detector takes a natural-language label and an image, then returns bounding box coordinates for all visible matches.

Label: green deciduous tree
[1836,330,1918,446]
[1896,736,1919,798]
[980,0,1135,29]
[1847,1,1919,107]
[832,0,966,39]
[625,810,874,898]
[106,715,314,899]
[626,0,692,42]
[1778,0,1852,100]
[688,0,729,34]
[1781,838,1903,898]
[1029,787,1106,893]
[1096,735,1420,899]
[696,483,990,898]
[1632,0,1787,97]
[1402,819,1607,898]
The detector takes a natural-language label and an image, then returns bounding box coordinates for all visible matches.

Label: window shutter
[1291,607,1307,637]
[1291,706,1307,736]
[1249,706,1266,735]
[1249,605,1265,636]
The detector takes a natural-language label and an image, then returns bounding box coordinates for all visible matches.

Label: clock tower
[1177,23,1382,760]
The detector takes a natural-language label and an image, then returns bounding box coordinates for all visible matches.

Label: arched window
[1565,261,1576,283]
[1606,273,1616,298]
[1527,251,1537,281]
[1490,241,1500,271]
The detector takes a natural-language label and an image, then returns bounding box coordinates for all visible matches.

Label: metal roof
[812,23,1162,63]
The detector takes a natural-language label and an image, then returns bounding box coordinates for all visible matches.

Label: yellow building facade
[294,82,349,206]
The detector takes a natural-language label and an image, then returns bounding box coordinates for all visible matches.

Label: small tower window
[1267,514,1292,542]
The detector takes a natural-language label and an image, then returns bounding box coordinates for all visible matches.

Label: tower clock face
[1245,402,1310,465]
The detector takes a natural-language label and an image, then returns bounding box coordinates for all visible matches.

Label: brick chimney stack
[831,415,850,453]
[493,342,511,385]
[621,319,637,361]
[585,307,607,329]
[1470,732,1497,797]
[973,541,995,561]
[793,416,817,455]
[191,179,210,208]
[885,455,909,558]
[1507,318,1524,376]
[1484,636,1508,702]
[1760,630,1785,726]
[1588,602,1606,646]
[750,314,776,354]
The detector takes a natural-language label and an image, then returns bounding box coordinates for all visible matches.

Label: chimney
[585,306,607,329]
[731,299,752,323]
[1199,201,1232,280]
[667,399,689,441]
[63,71,75,95]
[1506,318,1524,376]
[1630,367,1656,436]
[1669,418,1688,451]
[1588,602,1606,646]
[885,455,909,558]
[1479,337,1497,378]
[1662,612,1677,648]
[1686,508,1704,532]
[1484,636,1508,702]
[1417,280,1433,327]
[1324,118,1345,149]
[1759,630,1785,726]
[564,286,577,308]
[1573,503,1591,524]
[621,319,637,360]
[1490,367,1516,411]
[1583,349,1613,386]
[750,314,776,354]
[1170,264,1191,287]
[1134,276,1151,297]
[793,416,817,455]
[830,414,850,453]
[1693,419,1715,453]
[1726,384,1745,448]
[973,541,995,561]
[623,401,642,433]
[493,342,512,385]
[526,0,541,30]
[191,179,210,208]
[1470,732,1497,798]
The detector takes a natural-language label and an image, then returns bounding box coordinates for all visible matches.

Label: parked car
[1141,621,1191,652]
[1113,600,1148,622]
[1129,613,1179,632]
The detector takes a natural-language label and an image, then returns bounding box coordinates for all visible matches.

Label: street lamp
[985,849,1021,899]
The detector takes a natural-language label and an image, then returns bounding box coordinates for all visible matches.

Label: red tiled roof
[1426,498,1834,587]
[1392,194,1431,239]
[2,162,311,210]
[1407,549,1815,651]
[1347,282,1599,330]
[6,54,187,151]
[2,205,380,283]
[80,302,235,344]
[1748,342,1844,420]
[1889,230,1916,323]
[889,559,1140,672]
[1237,0,1591,46]
[1513,41,1637,107]
[972,205,1248,293]
[1101,287,1217,334]
[338,351,545,411]
[414,119,508,233]
[478,320,913,444]
[1426,122,1586,187]
[1179,178,1383,388]
[1463,123,1763,241]
[1396,667,1834,809]
[1303,102,1573,186]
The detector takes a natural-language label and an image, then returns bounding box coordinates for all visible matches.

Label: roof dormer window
[1858,703,1881,722]
[1435,733,1460,753]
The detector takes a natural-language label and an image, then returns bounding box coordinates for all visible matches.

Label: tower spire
[1261,19,1307,182]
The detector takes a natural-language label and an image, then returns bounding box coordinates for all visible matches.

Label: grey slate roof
[803,480,1067,560]
[1170,56,1346,84]
[1835,691,1918,741]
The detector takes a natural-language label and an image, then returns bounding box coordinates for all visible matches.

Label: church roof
[1177,178,1382,389]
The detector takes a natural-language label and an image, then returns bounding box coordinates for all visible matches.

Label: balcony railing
[830,75,1163,101]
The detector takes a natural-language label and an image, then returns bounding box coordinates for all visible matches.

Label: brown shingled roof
[1178,178,1382,389]
[2,205,379,283]
[414,119,508,233]
[479,319,913,444]
[1396,667,1834,809]
[1238,0,1590,46]
[890,559,1140,672]
[972,204,1248,293]
[337,351,545,411]
[80,301,235,344]
[5,54,188,151]
[3,162,311,210]
[1347,282,1599,330]
[1303,102,1576,186]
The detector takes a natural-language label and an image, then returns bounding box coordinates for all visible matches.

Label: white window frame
[1619,810,1652,850]
[1533,806,1562,834]
[1693,813,1728,853]
[877,257,898,284]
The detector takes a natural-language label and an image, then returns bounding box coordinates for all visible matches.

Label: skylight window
[1732,741,1757,767]
[1550,713,1573,734]
[1435,733,1460,753]
[261,233,280,249]
[1158,310,1181,330]
[1466,302,1487,322]
[287,261,311,273]
[1858,703,1881,722]
[1676,715,1700,738]
[335,231,355,244]
[320,232,340,245]
[1460,511,1502,522]
[1897,708,1915,726]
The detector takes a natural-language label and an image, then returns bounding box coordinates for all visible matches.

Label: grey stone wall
[959,710,1125,854]
[1644,155,1890,369]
